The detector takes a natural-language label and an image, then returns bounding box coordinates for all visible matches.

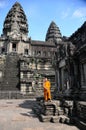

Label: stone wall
[20,56,55,97]
[69,21,86,48]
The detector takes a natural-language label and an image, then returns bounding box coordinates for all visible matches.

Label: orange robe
[43,80,51,101]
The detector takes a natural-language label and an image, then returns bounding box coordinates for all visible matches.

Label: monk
[43,77,51,101]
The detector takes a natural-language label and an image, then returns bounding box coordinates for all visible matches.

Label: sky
[0,0,86,41]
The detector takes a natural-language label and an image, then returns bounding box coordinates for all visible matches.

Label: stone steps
[32,98,78,125]
[1,53,20,91]
[32,102,71,123]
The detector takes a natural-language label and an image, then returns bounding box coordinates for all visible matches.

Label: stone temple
[0,2,61,96]
[0,2,86,128]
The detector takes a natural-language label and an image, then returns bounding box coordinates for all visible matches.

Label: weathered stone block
[39,114,52,122]
[51,116,60,123]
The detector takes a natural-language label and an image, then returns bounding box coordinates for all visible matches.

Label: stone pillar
[55,69,58,90]
[7,42,12,53]
[21,83,26,94]
[28,86,33,93]
[57,70,60,92]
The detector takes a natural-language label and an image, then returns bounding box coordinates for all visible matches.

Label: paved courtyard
[0,99,79,130]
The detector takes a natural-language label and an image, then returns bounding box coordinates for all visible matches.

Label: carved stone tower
[3,2,28,40]
[45,21,62,42]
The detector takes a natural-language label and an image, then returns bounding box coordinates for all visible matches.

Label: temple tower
[45,21,62,42]
[3,2,28,40]
[1,2,30,54]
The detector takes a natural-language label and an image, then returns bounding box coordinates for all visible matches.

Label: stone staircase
[1,53,19,91]
[32,98,73,124]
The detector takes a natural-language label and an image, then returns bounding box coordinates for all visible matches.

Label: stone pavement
[0,99,79,130]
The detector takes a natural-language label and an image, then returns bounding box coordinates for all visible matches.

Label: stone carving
[67,43,76,56]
